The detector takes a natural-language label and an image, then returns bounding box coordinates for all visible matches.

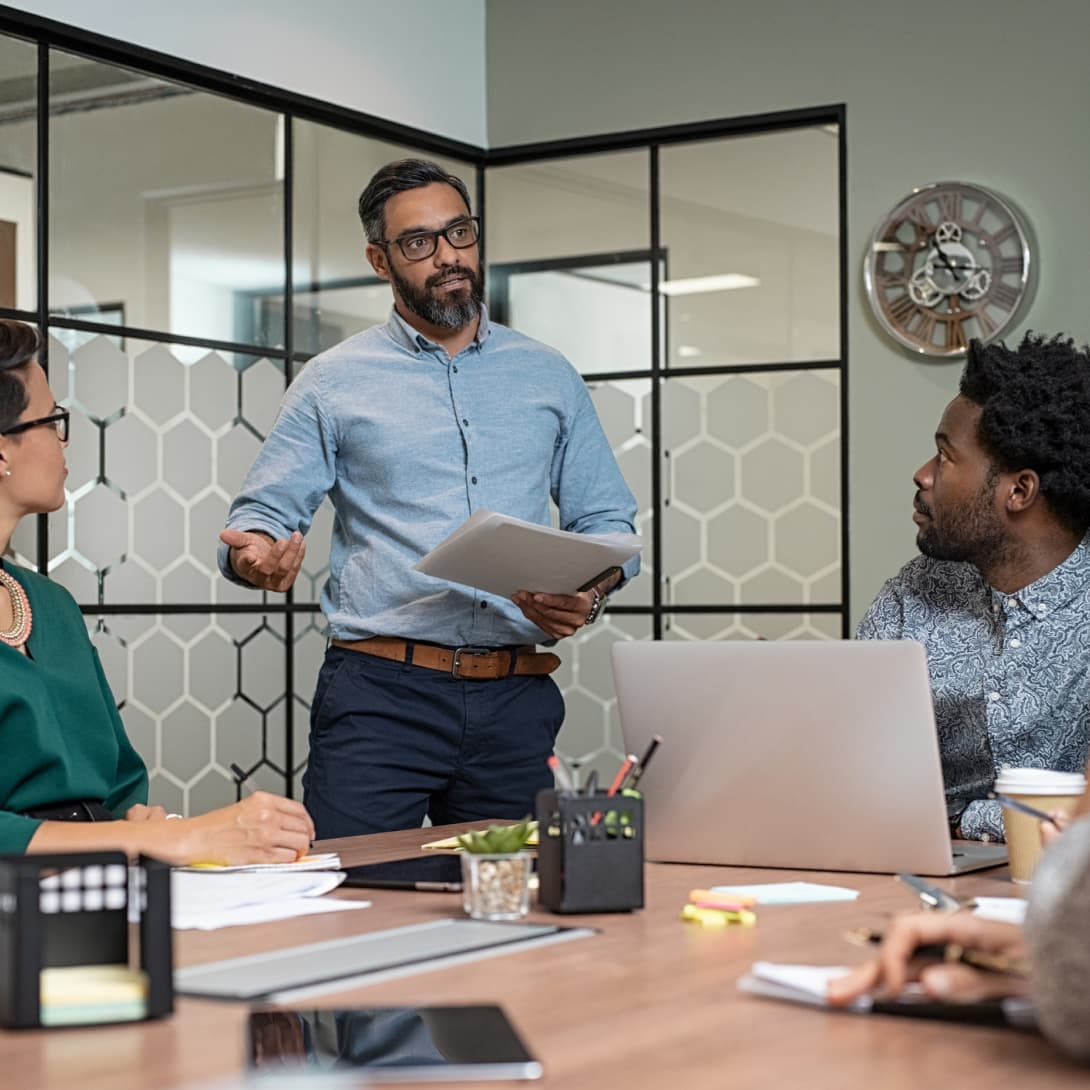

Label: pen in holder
[535,789,644,914]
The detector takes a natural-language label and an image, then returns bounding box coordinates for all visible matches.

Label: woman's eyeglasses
[2,409,70,442]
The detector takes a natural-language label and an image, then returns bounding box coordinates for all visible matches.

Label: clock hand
[931,240,961,276]
[932,240,979,279]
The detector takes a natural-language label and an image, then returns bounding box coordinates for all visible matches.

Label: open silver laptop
[612,639,1008,876]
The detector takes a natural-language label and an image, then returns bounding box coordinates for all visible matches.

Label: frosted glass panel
[90,612,291,816]
[34,332,291,605]
[664,613,841,641]
[663,371,841,606]
[553,615,653,786]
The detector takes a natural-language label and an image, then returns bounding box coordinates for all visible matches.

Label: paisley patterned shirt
[857,535,1090,841]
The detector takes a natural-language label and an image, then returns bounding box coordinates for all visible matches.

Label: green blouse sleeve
[0,813,44,855]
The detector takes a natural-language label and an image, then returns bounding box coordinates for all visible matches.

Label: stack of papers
[171,870,369,930]
[414,509,642,598]
[738,962,1038,1028]
[739,962,862,1009]
[178,852,343,873]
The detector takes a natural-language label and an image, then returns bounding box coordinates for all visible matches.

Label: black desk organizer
[0,851,173,1028]
[535,789,644,913]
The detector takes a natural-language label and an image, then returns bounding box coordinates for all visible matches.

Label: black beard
[915,480,1009,571]
[391,262,485,331]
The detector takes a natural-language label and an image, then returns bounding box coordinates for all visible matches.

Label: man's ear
[1005,468,1040,513]
[365,242,391,282]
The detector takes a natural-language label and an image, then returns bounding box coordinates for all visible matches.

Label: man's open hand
[220,528,305,592]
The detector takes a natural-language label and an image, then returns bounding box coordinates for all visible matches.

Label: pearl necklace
[0,566,32,648]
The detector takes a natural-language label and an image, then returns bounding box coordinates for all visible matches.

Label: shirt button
[988,691,1001,702]
[1009,638,1021,648]
[480,601,488,609]
[991,603,999,614]
[1006,598,1016,608]
[471,476,478,484]
[453,366,458,373]
[1037,604,1048,614]
[462,418,469,426]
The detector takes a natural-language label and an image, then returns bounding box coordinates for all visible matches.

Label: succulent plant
[456,816,536,854]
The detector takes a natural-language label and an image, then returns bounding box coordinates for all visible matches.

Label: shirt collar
[992,531,1090,619]
[384,304,492,355]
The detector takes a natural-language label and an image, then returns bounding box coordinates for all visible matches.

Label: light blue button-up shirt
[219,306,638,646]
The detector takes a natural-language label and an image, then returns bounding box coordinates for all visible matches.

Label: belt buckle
[451,645,495,679]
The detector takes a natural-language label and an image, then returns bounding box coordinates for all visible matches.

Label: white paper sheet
[738,961,872,1011]
[167,870,370,930]
[710,881,860,904]
[972,896,1029,925]
[414,509,642,597]
[177,852,342,873]
[174,895,371,931]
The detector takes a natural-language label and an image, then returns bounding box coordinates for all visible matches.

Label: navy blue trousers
[301,646,564,839]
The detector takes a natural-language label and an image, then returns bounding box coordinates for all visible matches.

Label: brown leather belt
[331,636,561,680]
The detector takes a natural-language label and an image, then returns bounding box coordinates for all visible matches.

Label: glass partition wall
[0,15,845,807]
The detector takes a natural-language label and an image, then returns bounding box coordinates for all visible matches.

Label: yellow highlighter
[688,888,757,910]
[681,903,757,927]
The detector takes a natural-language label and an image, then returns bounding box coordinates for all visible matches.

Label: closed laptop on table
[611,639,1007,876]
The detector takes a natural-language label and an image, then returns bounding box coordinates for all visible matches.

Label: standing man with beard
[858,333,1090,842]
[218,160,638,839]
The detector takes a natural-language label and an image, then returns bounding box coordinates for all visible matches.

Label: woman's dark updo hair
[0,319,39,434]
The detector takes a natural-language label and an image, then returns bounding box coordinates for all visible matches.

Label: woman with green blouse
[0,319,314,863]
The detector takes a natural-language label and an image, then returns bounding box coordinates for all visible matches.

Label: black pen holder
[0,852,173,1028]
[535,789,644,914]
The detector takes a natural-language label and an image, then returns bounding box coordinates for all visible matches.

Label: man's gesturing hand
[220,528,305,592]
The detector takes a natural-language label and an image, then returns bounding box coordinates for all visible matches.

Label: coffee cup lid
[994,766,1087,795]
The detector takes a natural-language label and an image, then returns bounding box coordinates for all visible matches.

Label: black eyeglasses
[3,409,70,443]
[380,217,481,262]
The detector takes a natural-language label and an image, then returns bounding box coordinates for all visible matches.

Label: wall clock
[863,181,1034,357]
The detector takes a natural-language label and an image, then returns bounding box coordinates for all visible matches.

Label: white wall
[486,0,1090,623]
[7,0,488,147]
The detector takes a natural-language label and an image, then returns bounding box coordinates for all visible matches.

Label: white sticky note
[710,881,859,904]
[972,896,1028,925]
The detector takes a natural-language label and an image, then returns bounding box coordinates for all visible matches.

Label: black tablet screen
[247,1004,542,1081]
[341,855,465,890]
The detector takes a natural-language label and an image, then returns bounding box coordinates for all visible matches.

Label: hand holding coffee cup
[994,767,1087,883]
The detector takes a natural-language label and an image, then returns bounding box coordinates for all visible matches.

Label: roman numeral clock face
[863,182,1034,357]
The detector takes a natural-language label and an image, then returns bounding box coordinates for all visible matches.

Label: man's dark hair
[960,332,1090,534]
[0,319,39,433]
[357,159,472,244]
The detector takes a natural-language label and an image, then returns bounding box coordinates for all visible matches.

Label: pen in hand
[844,928,1030,977]
[990,792,1063,827]
[230,762,257,799]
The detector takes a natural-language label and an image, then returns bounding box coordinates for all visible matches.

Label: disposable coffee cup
[994,767,1086,883]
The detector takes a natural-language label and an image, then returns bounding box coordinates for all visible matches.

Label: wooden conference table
[3,825,1087,1090]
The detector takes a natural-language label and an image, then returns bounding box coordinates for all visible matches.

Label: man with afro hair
[859,333,1090,841]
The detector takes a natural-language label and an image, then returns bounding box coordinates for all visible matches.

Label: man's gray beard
[392,264,485,331]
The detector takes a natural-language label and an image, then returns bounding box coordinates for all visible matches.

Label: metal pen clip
[896,872,972,913]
